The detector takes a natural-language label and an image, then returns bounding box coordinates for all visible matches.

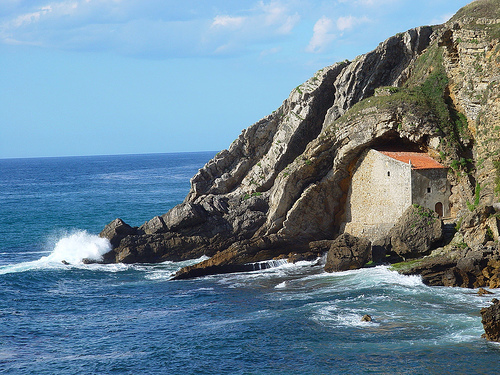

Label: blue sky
[0,0,471,158]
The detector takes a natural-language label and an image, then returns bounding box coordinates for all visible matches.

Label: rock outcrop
[400,242,500,288]
[99,0,500,283]
[386,205,443,259]
[481,298,500,342]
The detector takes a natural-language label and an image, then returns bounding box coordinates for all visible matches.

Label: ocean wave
[0,230,111,275]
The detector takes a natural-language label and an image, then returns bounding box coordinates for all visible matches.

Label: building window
[387,171,390,177]
[427,187,431,193]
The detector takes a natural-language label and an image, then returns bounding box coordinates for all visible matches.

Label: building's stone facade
[341,149,450,241]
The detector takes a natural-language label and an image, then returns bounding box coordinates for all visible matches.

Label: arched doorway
[435,202,443,217]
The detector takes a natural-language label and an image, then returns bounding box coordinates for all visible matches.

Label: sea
[1,151,499,374]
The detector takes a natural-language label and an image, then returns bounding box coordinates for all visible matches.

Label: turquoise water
[1,152,499,374]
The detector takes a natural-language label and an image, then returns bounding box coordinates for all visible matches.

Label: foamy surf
[0,230,111,275]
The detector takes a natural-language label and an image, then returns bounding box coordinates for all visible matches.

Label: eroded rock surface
[99,1,500,282]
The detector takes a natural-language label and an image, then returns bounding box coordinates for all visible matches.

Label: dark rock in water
[481,298,500,342]
[324,233,371,272]
[99,218,137,248]
[388,205,442,259]
[61,260,70,265]
[401,255,458,286]
[478,288,494,296]
[401,244,500,288]
[361,314,372,322]
[287,251,321,264]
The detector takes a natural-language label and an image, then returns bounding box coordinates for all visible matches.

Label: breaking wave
[0,230,111,275]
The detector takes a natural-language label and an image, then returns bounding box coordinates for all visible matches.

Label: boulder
[139,216,167,235]
[99,218,137,248]
[161,203,208,231]
[481,298,500,342]
[324,233,371,272]
[388,205,442,259]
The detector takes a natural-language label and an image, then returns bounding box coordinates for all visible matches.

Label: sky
[0,0,472,159]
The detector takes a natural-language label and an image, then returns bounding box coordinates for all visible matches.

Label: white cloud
[0,0,303,57]
[208,1,300,55]
[336,15,370,32]
[306,16,335,53]
[212,15,245,29]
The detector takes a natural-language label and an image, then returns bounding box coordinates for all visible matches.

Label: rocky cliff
[100,0,500,283]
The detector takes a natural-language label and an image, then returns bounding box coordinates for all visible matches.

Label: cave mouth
[370,134,425,153]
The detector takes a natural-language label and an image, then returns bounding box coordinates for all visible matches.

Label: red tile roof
[379,151,446,170]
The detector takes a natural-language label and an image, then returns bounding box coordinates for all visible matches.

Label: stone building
[341,149,450,241]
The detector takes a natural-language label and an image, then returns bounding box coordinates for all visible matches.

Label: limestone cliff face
[101,0,500,279]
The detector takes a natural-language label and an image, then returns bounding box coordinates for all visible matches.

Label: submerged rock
[361,314,372,322]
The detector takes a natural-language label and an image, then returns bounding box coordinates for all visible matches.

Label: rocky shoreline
[98,0,500,341]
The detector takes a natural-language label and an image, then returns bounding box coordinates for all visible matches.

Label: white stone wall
[342,149,412,240]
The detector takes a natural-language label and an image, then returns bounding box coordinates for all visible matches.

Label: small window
[387,171,390,177]
[427,187,431,193]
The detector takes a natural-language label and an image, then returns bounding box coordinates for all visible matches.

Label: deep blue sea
[1,152,499,374]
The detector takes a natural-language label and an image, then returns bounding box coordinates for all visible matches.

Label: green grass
[333,41,470,159]
[451,0,500,40]
[452,0,500,22]
[466,182,483,211]
[389,259,423,273]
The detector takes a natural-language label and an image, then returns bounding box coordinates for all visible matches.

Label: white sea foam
[46,230,111,264]
[0,230,111,275]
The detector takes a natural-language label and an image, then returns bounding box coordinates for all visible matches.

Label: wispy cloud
[0,0,470,60]
[0,0,301,57]
[208,1,300,55]
[212,15,245,29]
[306,16,335,53]
[336,15,370,32]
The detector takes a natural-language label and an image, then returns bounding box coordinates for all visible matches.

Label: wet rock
[287,251,322,264]
[361,314,372,322]
[172,235,310,280]
[481,298,500,342]
[478,288,494,296]
[324,233,371,272]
